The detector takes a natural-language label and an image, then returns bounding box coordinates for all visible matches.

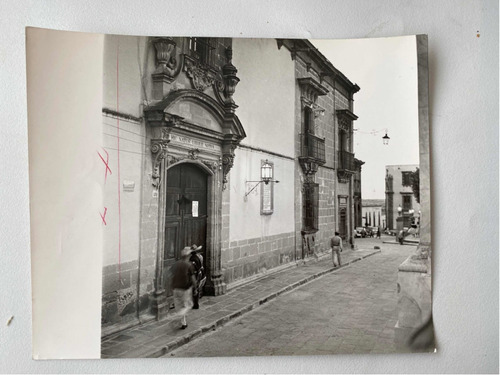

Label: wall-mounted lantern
[261,160,273,184]
[397,205,403,216]
[245,159,279,197]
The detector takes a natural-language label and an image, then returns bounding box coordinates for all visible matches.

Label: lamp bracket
[244,180,280,198]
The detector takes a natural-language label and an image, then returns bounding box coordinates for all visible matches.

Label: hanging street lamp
[382,132,390,145]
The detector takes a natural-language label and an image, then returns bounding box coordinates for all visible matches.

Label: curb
[144,248,381,358]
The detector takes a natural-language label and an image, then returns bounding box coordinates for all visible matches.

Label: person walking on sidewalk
[330,232,343,268]
[171,246,197,330]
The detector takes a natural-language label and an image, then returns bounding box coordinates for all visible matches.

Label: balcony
[337,150,355,182]
[298,133,326,178]
[338,150,355,171]
[300,133,326,164]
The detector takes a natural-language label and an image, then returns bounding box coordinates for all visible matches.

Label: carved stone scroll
[150,128,171,188]
[221,142,237,190]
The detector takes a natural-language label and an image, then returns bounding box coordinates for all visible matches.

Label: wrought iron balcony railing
[301,133,326,163]
[338,150,355,171]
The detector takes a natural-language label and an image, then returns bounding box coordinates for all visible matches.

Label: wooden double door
[164,163,208,289]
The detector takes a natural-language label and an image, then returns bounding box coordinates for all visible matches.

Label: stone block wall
[315,167,336,250]
[222,232,296,286]
[101,258,154,327]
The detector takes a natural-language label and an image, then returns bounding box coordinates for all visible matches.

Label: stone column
[395,35,434,352]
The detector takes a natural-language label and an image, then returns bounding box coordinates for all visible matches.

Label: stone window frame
[260,159,274,215]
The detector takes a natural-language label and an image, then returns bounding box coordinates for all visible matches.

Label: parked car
[354,227,366,238]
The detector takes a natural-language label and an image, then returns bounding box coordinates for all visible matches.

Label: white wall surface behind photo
[0,0,498,373]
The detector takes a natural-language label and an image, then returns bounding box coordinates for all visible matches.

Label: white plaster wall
[232,38,295,157]
[103,35,147,118]
[3,0,498,373]
[229,148,295,241]
[101,116,145,267]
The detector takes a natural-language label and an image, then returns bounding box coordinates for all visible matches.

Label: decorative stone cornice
[337,169,354,183]
[102,108,142,123]
[298,77,329,103]
[298,156,324,183]
[144,109,184,128]
[336,109,358,121]
[354,158,365,171]
[336,109,358,133]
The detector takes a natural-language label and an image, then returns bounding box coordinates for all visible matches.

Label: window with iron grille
[188,37,214,67]
[303,183,319,232]
[402,171,412,186]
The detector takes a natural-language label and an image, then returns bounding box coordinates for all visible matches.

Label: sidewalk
[101,246,381,358]
[382,237,419,246]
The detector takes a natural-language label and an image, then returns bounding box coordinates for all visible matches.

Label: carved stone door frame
[144,90,245,319]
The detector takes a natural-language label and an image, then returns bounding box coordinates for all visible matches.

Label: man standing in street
[171,246,197,329]
[331,231,343,268]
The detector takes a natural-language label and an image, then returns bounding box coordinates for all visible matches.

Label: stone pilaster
[204,167,227,295]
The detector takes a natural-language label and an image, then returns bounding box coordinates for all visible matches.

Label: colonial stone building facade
[100,36,361,335]
[385,164,420,232]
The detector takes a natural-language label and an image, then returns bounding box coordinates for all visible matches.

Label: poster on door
[192,201,199,217]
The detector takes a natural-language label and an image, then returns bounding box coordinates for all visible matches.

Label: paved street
[167,237,413,357]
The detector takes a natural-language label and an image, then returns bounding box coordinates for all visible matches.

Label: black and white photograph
[95,33,433,358]
[15,1,497,372]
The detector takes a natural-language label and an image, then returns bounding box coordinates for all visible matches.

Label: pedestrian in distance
[171,246,197,329]
[330,231,343,268]
[376,227,381,239]
[397,229,405,245]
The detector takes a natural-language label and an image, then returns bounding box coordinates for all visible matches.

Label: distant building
[385,165,420,231]
[362,199,385,228]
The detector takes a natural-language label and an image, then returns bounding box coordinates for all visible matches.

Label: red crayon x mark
[99,207,108,225]
[97,148,112,183]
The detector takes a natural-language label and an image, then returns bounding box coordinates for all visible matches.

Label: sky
[312,36,420,200]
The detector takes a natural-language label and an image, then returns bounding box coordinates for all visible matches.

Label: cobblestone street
[167,238,413,357]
